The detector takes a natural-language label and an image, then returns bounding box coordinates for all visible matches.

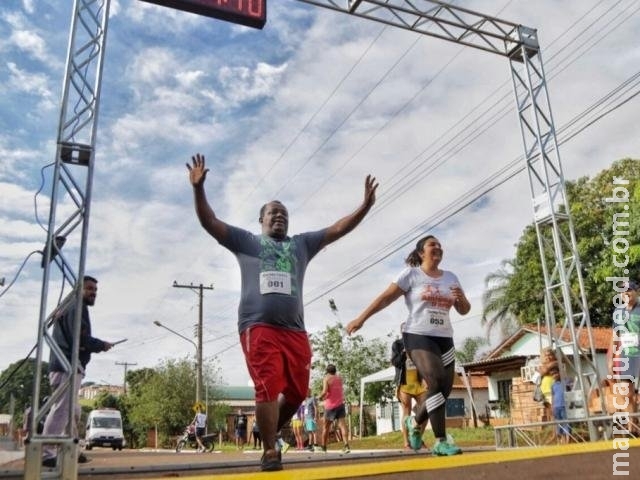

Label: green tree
[94,392,119,409]
[119,368,158,448]
[125,368,157,397]
[480,259,520,339]
[207,401,231,435]
[124,356,221,448]
[130,358,196,444]
[309,323,394,405]
[0,358,50,425]
[455,336,490,364]
[482,158,640,331]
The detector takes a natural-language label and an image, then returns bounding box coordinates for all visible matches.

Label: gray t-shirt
[220,225,326,333]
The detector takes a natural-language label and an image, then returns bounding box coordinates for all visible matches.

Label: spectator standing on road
[292,403,305,450]
[186,153,377,471]
[21,404,36,447]
[391,333,428,450]
[191,404,208,453]
[346,235,470,456]
[538,347,557,422]
[550,367,571,444]
[318,364,350,453]
[250,419,261,449]
[41,276,113,468]
[609,279,640,435]
[303,389,319,451]
[234,409,248,449]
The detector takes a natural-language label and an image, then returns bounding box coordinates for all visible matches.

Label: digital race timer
[140,0,267,29]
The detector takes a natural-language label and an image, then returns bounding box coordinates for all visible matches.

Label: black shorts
[196,427,205,437]
[403,333,455,366]
[324,403,346,421]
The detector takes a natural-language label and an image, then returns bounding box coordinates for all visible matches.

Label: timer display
[140,0,267,29]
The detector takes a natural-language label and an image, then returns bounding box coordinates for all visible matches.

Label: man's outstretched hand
[187,153,209,187]
[363,174,378,208]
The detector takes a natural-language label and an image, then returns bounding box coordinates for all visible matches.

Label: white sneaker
[277,438,290,454]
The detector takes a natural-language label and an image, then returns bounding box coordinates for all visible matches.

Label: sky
[1,0,639,392]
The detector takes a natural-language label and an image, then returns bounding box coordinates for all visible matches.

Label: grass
[203,427,496,453]
[346,427,496,450]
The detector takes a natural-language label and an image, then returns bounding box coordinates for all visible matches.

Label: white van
[85,409,125,450]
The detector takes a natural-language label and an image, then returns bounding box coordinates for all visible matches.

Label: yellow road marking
[143,439,640,480]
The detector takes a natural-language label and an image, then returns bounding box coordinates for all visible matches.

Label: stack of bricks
[511,377,547,425]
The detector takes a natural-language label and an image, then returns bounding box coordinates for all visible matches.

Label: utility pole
[172,281,213,404]
[115,361,137,395]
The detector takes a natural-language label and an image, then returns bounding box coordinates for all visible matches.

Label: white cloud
[6,62,56,110]
[22,0,34,15]
[175,69,205,88]
[217,62,288,105]
[9,28,47,60]
[3,10,60,70]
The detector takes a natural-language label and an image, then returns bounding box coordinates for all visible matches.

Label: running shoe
[432,440,462,456]
[404,416,422,451]
[260,449,283,471]
[277,438,290,454]
[342,444,350,454]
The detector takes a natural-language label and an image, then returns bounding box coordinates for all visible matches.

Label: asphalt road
[3,440,640,479]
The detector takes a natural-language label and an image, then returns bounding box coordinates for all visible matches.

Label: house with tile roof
[461,324,613,421]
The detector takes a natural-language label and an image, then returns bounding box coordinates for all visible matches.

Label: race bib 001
[260,271,292,295]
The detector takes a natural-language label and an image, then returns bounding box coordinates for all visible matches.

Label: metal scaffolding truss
[299,0,532,58]
[25,0,111,478]
[494,413,639,448]
[508,41,602,424]
[26,1,604,477]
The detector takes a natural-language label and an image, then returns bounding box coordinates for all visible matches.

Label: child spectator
[551,367,571,444]
[538,347,557,420]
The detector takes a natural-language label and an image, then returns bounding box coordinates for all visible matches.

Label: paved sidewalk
[0,450,24,466]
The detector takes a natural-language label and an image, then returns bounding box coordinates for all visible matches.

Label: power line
[366,0,639,219]
[262,0,614,212]
[303,70,640,305]
[343,1,636,222]
[238,24,389,207]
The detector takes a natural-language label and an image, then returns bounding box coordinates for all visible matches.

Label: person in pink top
[318,364,350,453]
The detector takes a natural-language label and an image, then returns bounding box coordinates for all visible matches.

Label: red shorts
[240,324,311,404]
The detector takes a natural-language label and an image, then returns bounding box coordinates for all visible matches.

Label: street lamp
[153,320,202,403]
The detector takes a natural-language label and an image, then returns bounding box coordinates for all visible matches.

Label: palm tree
[481,259,520,340]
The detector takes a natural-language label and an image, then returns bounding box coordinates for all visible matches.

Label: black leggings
[403,333,455,440]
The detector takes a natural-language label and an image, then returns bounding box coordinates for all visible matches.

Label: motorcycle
[175,424,217,453]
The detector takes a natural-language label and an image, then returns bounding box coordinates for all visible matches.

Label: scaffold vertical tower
[25,0,112,478]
